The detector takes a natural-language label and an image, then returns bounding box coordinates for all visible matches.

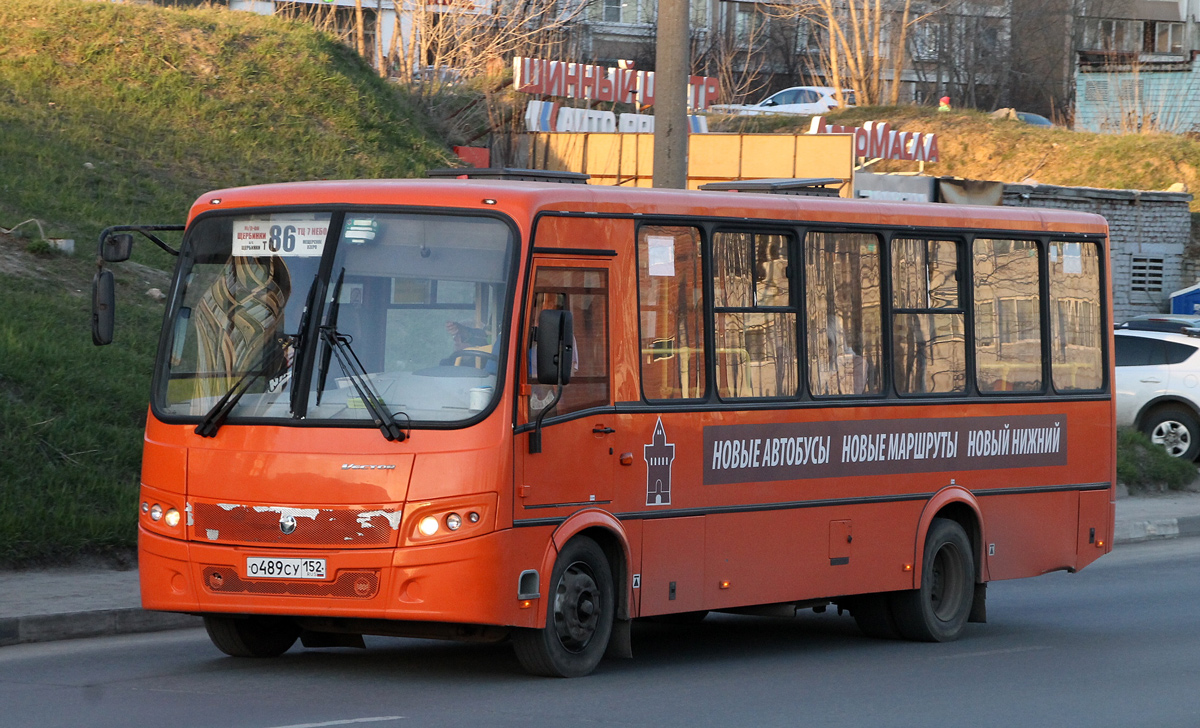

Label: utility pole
[653,0,689,189]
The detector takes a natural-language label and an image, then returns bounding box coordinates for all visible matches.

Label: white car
[708,86,855,117]
[1115,329,1200,458]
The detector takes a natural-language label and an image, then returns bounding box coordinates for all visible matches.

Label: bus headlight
[418,516,440,536]
[404,495,497,546]
[150,504,163,522]
[164,508,181,528]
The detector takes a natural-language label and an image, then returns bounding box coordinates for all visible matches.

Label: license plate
[246,557,326,580]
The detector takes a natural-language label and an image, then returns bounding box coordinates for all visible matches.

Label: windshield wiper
[194,345,286,438]
[288,272,322,418]
[315,268,344,407]
[318,325,407,442]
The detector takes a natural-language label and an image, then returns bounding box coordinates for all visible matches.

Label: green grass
[1115,428,1198,492]
[0,0,453,567]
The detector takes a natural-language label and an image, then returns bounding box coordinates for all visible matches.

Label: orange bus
[93,177,1114,677]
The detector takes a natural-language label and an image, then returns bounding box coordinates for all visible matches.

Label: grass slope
[718,106,1200,210]
[0,0,452,567]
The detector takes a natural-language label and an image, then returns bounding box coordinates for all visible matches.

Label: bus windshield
[156,210,514,426]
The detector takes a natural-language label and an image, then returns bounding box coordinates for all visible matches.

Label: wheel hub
[553,562,600,653]
[929,543,964,622]
[1152,421,1190,457]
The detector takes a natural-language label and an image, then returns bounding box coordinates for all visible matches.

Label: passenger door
[515,258,617,509]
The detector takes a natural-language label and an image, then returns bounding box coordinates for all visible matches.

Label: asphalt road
[1,540,1198,728]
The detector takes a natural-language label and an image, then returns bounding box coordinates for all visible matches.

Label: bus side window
[712,230,797,398]
[891,238,966,395]
[1049,241,1103,391]
[804,231,884,396]
[638,226,707,400]
[974,239,1042,392]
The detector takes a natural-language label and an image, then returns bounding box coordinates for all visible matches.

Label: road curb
[0,609,201,648]
[1114,515,1200,545]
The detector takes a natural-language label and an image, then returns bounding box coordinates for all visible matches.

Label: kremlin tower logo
[643,417,675,506]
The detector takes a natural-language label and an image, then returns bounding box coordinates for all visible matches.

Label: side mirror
[92,269,115,346]
[535,309,573,385]
[101,233,134,263]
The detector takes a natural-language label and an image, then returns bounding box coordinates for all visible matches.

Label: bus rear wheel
[204,615,300,658]
[890,518,975,642]
[513,536,614,677]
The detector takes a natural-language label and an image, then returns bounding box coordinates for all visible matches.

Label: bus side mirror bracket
[529,309,573,454]
[90,224,183,347]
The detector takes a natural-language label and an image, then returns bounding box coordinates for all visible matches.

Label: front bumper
[139,526,546,629]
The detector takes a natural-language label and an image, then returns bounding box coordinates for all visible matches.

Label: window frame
[709,226,800,401]
[888,236,969,398]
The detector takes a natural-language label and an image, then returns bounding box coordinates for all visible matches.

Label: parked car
[1115,329,1200,458]
[989,108,1055,127]
[1015,111,1054,127]
[708,86,855,117]
[1116,313,1200,334]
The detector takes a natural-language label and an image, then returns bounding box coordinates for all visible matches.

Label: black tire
[1143,406,1200,460]
[513,537,614,677]
[850,594,900,639]
[890,518,975,642]
[204,615,300,658]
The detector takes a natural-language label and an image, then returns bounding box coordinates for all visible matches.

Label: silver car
[1115,329,1200,458]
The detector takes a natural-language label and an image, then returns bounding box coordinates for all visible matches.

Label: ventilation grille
[1131,256,1164,292]
[1085,80,1108,102]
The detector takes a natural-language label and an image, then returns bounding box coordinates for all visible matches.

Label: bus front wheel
[513,536,614,677]
[204,615,300,658]
[890,518,975,642]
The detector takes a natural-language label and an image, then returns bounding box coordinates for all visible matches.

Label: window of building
[805,231,883,396]
[1085,18,1144,52]
[891,238,966,395]
[1153,21,1184,53]
[638,225,707,400]
[973,239,1042,392]
[911,21,941,61]
[713,231,797,399]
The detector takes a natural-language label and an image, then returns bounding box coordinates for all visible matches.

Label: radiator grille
[191,502,400,547]
[202,566,380,599]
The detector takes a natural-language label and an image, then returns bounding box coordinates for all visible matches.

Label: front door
[516,258,616,509]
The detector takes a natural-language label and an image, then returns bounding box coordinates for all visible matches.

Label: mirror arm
[528,331,568,455]
[96,224,184,261]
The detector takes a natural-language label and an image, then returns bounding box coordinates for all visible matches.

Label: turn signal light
[903,564,913,572]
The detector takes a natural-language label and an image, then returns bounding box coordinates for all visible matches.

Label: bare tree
[693,0,774,104]
[393,0,588,92]
[764,0,923,105]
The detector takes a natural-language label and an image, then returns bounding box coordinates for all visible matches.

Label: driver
[441,321,490,367]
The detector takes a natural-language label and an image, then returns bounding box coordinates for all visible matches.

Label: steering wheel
[452,350,498,368]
